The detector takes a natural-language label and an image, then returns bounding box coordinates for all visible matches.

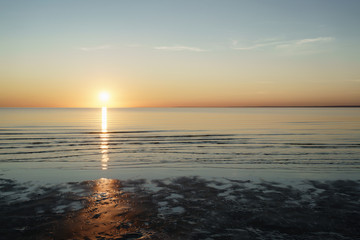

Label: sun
[99,92,110,103]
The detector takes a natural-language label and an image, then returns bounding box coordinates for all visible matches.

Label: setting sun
[99,92,110,103]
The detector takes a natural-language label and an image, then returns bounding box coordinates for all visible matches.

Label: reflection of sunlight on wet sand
[5,177,360,239]
[54,178,155,239]
[100,107,109,170]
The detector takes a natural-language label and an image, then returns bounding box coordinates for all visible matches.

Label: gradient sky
[1,0,360,107]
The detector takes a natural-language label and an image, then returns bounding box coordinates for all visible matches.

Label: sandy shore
[1,177,360,240]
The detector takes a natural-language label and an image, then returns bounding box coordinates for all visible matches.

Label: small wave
[87,130,171,134]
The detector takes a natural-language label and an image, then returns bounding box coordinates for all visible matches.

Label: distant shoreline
[1,106,360,109]
[173,105,360,108]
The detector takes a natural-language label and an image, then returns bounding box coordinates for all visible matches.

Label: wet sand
[1,177,360,240]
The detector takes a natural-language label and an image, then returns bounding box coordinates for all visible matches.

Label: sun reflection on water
[100,107,109,170]
[102,107,107,132]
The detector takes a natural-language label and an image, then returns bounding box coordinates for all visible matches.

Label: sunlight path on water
[100,107,109,170]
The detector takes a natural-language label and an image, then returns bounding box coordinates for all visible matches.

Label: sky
[1,0,360,107]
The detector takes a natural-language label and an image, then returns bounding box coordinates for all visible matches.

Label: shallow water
[1,107,360,182]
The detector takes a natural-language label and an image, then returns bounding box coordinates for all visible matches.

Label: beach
[1,177,360,239]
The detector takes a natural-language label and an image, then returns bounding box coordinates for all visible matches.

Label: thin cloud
[233,37,334,52]
[232,39,285,50]
[276,37,334,55]
[232,42,280,50]
[79,45,112,51]
[232,44,264,50]
[296,37,333,45]
[154,45,208,52]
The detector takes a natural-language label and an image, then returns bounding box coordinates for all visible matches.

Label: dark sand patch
[1,177,360,240]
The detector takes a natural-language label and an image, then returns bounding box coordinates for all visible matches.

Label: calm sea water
[1,107,359,182]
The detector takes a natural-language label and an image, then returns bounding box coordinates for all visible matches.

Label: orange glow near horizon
[0,87,360,108]
[0,77,359,108]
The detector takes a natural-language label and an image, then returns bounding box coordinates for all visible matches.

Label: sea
[1,107,360,239]
[1,107,359,183]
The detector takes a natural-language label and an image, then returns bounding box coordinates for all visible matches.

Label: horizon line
[1,105,360,109]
